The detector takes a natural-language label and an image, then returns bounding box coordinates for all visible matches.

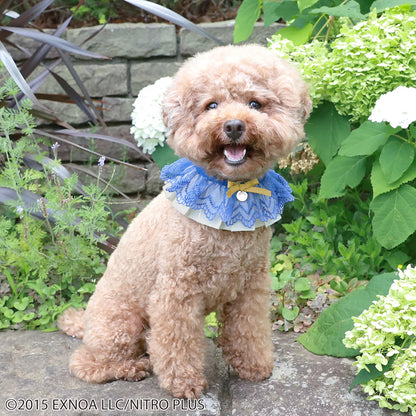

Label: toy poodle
[58,44,312,399]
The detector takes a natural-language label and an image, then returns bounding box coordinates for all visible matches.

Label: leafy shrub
[268,6,416,252]
[0,80,120,330]
[233,0,396,44]
[269,178,406,331]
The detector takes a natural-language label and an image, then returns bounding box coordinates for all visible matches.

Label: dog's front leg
[218,272,274,382]
[147,288,208,398]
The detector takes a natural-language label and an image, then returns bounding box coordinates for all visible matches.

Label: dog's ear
[161,86,185,139]
[300,85,313,123]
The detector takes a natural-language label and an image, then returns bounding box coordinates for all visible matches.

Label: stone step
[0,331,408,416]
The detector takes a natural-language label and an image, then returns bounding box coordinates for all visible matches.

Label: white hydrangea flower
[369,86,416,129]
[130,77,173,154]
[343,264,416,413]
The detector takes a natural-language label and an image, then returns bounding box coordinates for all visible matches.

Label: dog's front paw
[161,375,208,399]
[235,363,273,382]
[225,353,274,382]
[231,358,274,382]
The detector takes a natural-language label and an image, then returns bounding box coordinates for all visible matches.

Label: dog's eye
[249,100,262,110]
[206,102,218,110]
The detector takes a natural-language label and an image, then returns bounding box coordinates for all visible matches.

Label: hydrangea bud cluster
[130,77,173,154]
[343,265,416,413]
[268,7,416,123]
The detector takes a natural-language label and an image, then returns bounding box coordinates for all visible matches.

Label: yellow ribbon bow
[226,179,272,199]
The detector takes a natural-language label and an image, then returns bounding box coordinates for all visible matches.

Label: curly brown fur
[58,44,311,399]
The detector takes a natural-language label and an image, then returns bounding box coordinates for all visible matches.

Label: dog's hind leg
[67,294,151,384]
[57,307,85,339]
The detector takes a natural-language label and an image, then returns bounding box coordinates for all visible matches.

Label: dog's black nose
[223,119,246,141]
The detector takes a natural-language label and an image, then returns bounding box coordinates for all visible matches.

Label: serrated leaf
[379,137,415,184]
[306,102,350,166]
[370,0,416,12]
[319,155,367,199]
[297,0,319,13]
[233,0,261,43]
[276,22,314,45]
[370,185,416,249]
[339,121,395,157]
[263,0,299,26]
[297,272,397,357]
[311,0,366,19]
[371,158,416,198]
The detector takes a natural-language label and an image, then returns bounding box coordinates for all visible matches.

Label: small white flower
[131,77,173,154]
[98,156,106,167]
[369,86,416,128]
[16,205,24,215]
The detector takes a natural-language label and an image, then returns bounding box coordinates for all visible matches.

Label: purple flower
[98,156,106,167]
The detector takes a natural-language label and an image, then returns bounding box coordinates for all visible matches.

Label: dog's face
[162,45,312,181]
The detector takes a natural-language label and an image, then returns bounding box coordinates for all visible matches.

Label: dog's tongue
[224,145,246,163]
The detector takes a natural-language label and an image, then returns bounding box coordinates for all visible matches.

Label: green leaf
[297,272,397,357]
[233,0,261,43]
[263,0,299,26]
[13,297,31,311]
[371,0,416,12]
[339,121,395,157]
[151,145,179,169]
[294,277,311,292]
[370,185,416,249]
[276,22,314,45]
[371,157,416,198]
[282,306,299,321]
[306,102,351,166]
[350,360,395,391]
[319,155,367,199]
[297,0,319,13]
[310,0,366,19]
[379,137,415,184]
[349,336,413,390]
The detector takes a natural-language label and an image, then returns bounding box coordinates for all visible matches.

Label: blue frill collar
[160,158,293,232]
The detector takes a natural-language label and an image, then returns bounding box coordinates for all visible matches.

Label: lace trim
[160,158,293,231]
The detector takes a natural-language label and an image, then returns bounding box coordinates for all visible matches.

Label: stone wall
[11,20,283,210]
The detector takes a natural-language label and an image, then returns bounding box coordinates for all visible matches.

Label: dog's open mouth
[223,145,247,165]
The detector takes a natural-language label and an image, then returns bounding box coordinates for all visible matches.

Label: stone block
[36,100,92,126]
[6,29,63,62]
[65,161,147,195]
[130,60,181,95]
[66,23,177,59]
[32,62,128,97]
[102,97,136,123]
[180,20,285,56]
[47,125,149,163]
[145,163,164,196]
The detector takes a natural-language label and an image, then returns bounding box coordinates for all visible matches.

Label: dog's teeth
[224,147,246,162]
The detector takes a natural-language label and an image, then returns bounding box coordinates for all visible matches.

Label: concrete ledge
[0,331,408,416]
